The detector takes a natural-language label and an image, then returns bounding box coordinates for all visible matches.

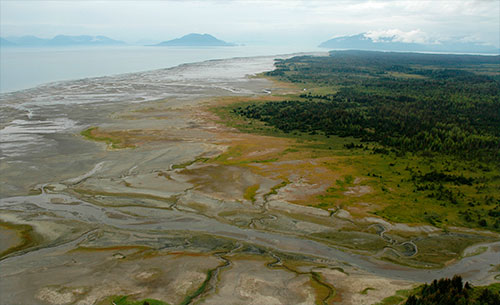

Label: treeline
[404,275,500,305]
[415,171,474,185]
[269,50,500,84]
[242,51,500,160]
[233,96,499,159]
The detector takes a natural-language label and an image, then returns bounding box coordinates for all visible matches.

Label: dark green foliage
[250,51,500,161]
[179,269,214,305]
[112,296,170,305]
[477,288,500,304]
[404,275,500,305]
[416,171,474,185]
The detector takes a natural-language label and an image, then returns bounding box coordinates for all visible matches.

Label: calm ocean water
[0,45,320,93]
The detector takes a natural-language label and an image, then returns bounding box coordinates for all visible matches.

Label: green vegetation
[360,287,376,295]
[244,184,260,203]
[239,51,500,160]
[210,97,295,139]
[376,288,416,305]
[172,157,210,169]
[403,276,500,305]
[226,50,500,231]
[0,221,41,258]
[179,269,214,305]
[264,180,290,201]
[81,127,118,147]
[462,246,488,258]
[110,296,170,305]
[81,127,134,149]
[378,278,500,305]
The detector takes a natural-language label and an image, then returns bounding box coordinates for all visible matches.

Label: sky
[1,0,499,47]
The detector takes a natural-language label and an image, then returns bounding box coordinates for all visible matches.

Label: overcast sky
[1,0,499,47]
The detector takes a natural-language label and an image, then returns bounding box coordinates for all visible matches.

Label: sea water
[0,54,291,160]
[0,45,320,93]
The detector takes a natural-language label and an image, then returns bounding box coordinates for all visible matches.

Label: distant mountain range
[0,37,17,47]
[2,32,496,53]
[319,33,499,54]
[154,33,235,47]
[0,33,236,48]
[0,35,126,47]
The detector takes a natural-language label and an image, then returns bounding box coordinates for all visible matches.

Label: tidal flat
[0,55,499,305]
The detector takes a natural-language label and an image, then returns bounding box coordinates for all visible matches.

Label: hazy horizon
[1,0,499,48]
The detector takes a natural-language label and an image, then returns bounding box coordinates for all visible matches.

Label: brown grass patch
[0,221,42,258]
[81,127,179,149]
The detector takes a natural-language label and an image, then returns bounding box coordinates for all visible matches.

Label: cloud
[364,29,437,44]
[0,0,498,47]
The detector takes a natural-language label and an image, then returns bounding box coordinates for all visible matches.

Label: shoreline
[0,45,324,94]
